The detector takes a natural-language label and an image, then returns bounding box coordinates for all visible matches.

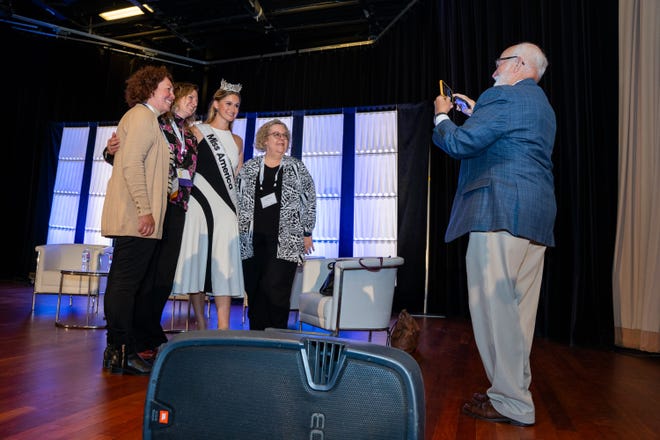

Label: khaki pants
[466,231,546,425]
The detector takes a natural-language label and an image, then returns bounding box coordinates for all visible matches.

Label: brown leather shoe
[462,400,534,427]
[471,392,489,405]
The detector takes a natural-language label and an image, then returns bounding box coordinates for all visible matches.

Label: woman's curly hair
[124,65,173,108]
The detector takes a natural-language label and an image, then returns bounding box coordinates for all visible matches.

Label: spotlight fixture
[99,4,153,21]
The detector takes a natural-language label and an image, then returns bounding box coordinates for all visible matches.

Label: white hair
[513,42,549,81]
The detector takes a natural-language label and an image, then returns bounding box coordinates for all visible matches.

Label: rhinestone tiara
[220,79,242,93]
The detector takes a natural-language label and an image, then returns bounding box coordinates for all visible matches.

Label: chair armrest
[335,256,404,271]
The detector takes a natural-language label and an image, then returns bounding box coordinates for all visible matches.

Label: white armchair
[289,257,336,312]
[33,244,110,311]
[298,256,404,341]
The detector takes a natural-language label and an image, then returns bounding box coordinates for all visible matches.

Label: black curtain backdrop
[394,103,433,313]
[5,0,617,348]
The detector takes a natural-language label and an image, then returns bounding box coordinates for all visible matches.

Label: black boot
[109,345,152,376]
[103,345,120,370]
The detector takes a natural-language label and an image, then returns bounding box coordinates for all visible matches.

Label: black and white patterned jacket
[237,155,316,263]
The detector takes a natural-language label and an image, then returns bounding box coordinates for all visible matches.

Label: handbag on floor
[390,309,420,353]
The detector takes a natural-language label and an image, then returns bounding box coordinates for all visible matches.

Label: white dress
[171,126,244,298]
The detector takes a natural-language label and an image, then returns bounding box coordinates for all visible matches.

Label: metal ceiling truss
[1,0,419,67]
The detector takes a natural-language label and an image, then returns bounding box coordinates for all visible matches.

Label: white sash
[197,124,239,210]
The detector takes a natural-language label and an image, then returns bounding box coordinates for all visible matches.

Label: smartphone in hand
[439,80,453,98]
[439,80,472,113]
[454,97,471,113]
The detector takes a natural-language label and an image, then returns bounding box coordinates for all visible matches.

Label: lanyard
[259,159,281,191]
[170,121,185,154]
[142,102,159,115]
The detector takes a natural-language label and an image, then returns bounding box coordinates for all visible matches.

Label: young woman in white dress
[171,79,245,329]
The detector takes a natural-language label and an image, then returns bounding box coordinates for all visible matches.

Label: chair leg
[170,296,176,331]
[165,296,190,333]
[186,299,191,331]
[242,295,248,325]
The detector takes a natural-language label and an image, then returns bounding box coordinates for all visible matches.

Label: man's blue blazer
[432,78,556,246]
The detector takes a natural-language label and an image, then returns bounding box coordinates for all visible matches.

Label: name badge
[169,177,179,200]
[177,168,193,187]
[260,192,278,209]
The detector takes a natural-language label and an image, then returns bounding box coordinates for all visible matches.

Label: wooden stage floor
[0,280,658,439]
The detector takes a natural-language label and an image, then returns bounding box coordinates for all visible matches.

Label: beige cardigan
[101,104,169,240]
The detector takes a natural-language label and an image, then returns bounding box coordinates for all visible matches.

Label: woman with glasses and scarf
[237,119,316,330]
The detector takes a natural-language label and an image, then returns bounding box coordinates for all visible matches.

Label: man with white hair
[432,42,556,427]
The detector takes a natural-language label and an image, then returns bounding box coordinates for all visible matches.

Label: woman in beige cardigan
[101,65,173,376]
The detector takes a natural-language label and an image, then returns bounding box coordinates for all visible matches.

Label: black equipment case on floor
[143,330,425,439]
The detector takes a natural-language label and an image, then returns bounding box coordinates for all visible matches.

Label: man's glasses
[268,132,289,140]
[494,55,525,68]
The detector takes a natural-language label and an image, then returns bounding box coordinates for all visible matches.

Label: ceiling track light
[99,4,152,21]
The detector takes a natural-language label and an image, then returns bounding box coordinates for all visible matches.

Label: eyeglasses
[268,132,289,140]
[494,55,525,68]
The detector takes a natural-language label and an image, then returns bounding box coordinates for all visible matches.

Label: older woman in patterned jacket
[237,119,316,330]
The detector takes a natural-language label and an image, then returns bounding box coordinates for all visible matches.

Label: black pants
[104,236,159,352]
[243,235,297,331]
[133,204,186,352]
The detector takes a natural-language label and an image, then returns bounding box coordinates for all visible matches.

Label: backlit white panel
[311,241,339,258]
[354,153,397,196]
[94,126,117,158]
[353,110,398,257]
[353,240,397,259]
[52,160,86,194]
[89,161,113,194]
[83,125,118,245]
[84,193,112,246]
[353,197,397,240]
[47,227,76,244]
[47,127,89,243]
[84,230,110,246]
[355,111,397,153]
[302,114,343,257]
[47,197,78,243]
[303,114,343,155]
[232,118,247,142]
[303,155,342,197]
[59,127,90,158]
[49,193,80,228]
[314,198,341,241]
